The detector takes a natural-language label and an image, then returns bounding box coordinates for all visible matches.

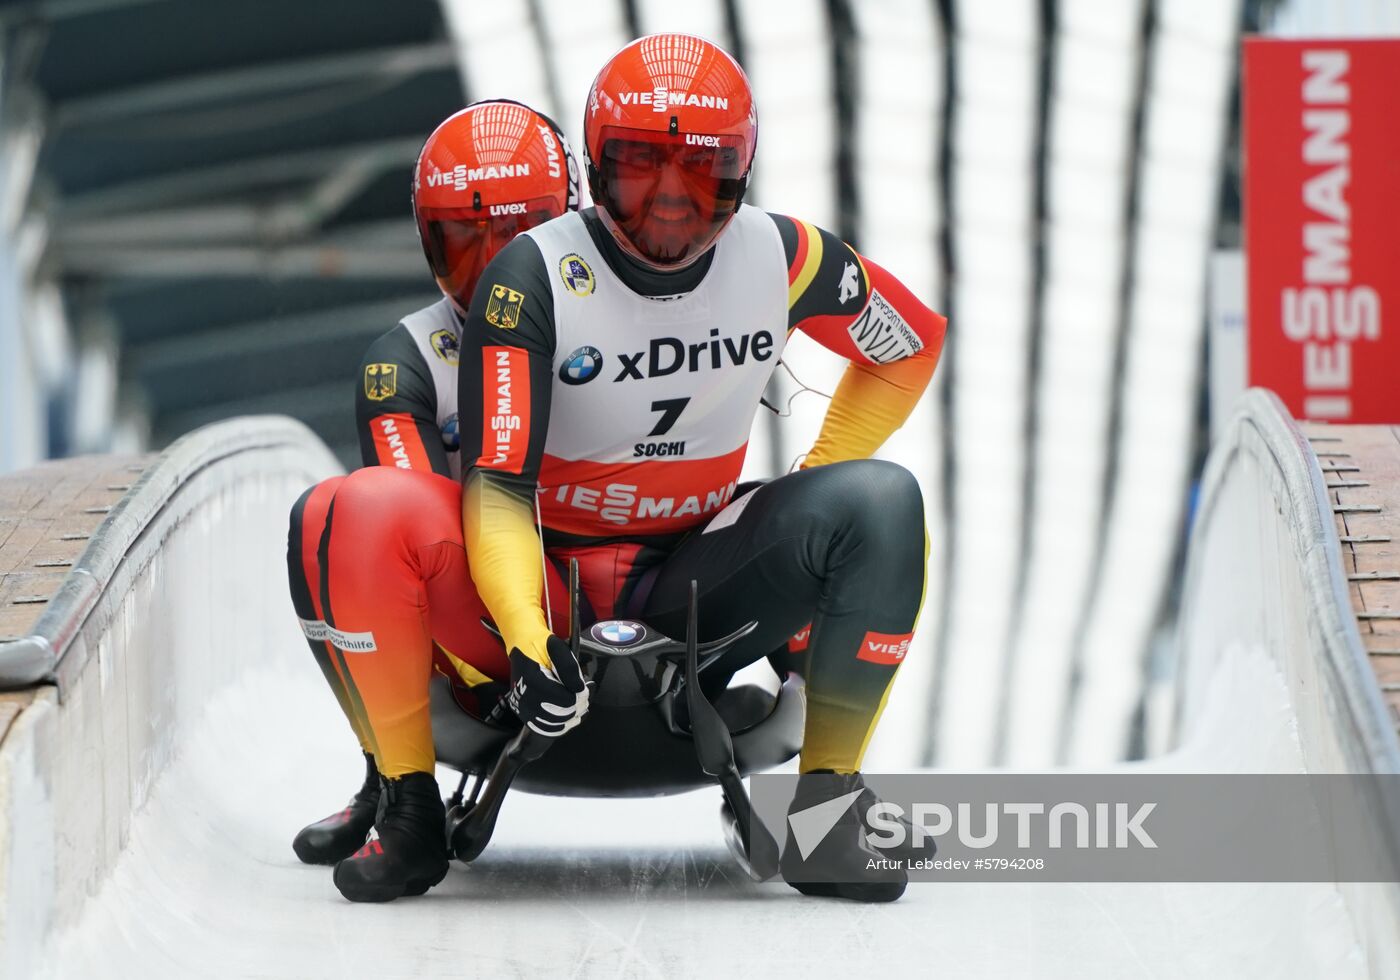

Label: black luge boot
[333,771,449,903]
[293,752,381,865]
[779,771,908,903]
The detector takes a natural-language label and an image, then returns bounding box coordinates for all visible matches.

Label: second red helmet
[414,100,580,315]
[584,33,757,270]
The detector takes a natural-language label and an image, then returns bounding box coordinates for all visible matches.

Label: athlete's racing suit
[291,204,945,779]
[354,299,466,479]
[286,299,555,740]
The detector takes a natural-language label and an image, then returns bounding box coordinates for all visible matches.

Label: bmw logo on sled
[590,620,644,646]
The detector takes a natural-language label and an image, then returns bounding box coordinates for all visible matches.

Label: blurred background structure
[2,0,1397,768]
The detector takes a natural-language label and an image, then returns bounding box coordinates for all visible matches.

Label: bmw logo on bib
[590,620,644,647]
[559,345,603,385]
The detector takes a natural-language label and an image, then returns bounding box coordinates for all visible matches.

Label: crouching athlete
[288,34,947,904]
[286,98,579,866]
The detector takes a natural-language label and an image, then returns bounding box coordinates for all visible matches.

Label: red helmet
[583,33,757,270]
[414,100,580,314]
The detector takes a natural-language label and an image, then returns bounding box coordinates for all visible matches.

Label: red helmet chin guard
[413,100,580,314]
[584,33,757,270]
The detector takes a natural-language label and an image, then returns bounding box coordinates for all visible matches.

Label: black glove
[506,635,590,737]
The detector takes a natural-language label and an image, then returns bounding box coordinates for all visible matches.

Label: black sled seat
[429,622,806,797]
[430,670,805,797]
[440,569,792,870]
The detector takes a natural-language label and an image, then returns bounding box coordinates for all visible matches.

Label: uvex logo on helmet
[584,33,757,271]
[413,100,580,315]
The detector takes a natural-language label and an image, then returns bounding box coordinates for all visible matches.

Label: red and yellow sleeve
[804,343,941,468]
[457,235,560,669]
[776,214,947,467]
[462,473,553,667]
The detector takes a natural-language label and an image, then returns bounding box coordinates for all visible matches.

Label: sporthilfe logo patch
[298,618,378,653]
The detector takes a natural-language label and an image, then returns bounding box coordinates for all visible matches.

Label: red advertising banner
[1244,38,1400,423]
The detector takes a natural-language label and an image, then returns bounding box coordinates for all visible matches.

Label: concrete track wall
[1174,389,1400,977]
[0,418,339,978]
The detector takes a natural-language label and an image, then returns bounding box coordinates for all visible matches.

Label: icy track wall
[0,418,340,978]
[1173,389,1400,977]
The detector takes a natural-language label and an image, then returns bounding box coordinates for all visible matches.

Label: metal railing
[0,416,341,691]
[1177,388,1400,775]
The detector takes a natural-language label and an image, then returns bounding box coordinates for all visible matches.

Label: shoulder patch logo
[839,262,859,304]
[559,253,595,297]
[484,284,525,329]
[364,363,398,401]
[847,289,924,364]
[429,328,460,365]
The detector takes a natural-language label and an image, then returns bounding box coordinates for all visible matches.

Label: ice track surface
[12,404,1397,979]
[40,652,1367,980]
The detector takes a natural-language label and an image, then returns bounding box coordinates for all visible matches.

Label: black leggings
[633,458,927,772]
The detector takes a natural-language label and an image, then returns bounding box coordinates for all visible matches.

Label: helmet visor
[418,197,561,311]
[595,126,746,268]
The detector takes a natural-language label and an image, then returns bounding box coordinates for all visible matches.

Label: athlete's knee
[332,467,460,539]
[852,459,922,511]
[287,486,318,617]
[287,476,345,567]
[287,476,345,616]
[808,459,924,535]
[287,484,317,561]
